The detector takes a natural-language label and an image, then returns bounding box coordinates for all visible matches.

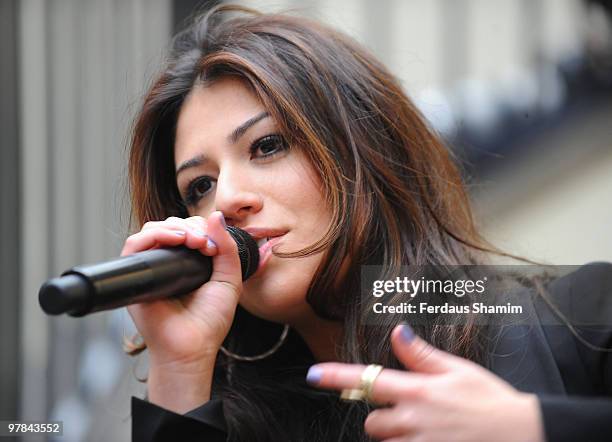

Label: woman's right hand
[123,211,242,411]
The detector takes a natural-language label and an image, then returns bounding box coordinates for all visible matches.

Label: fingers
[121,216,215,256]
[305,324,468,407]
[306,362,429,405]
[205,211,242,292]
[365,405,419,440]
[391,323,463,374]
[121,211,241,296]
[141,216,206,234]
[127,292,183,331]
[124,212,236,337]
[173,211,243,327]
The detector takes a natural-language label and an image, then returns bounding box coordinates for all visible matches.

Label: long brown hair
[127,5,539,440]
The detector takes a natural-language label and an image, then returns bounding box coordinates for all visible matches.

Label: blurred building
[1,0,610,441]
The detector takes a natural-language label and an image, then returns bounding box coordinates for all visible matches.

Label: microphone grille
[226,226,260,280]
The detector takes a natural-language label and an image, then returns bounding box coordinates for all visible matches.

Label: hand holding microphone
[39,211,257,376]
[40,211,254,413]
[120,211,251,364]
[125,211,248,412]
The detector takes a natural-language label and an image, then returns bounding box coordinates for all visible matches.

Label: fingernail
[400,323,415,343]
[174,231,186,236]
[194,229,206,237]
[217,212,227,228]
[206,238,217,249]
[306,366,323,385]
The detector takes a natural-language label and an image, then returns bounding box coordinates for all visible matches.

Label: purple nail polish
[400,324,415,343]
[207,238,217,249]
[218,212,227,228]
[174,231,186,236]
[306,366,323,385]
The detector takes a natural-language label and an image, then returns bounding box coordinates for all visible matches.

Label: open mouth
[255,234,285,252]
[255,237,272,247]
[254,233,286,249]
[241,228,288,273]
[251,234,286,276]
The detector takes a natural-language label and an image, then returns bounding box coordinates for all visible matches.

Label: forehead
[174,77,265,161]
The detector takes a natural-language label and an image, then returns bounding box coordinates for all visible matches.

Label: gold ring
[340,364,383,402]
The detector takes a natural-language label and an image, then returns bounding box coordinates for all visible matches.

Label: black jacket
[131,262,612,441]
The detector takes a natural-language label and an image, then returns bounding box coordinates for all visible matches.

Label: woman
[124,5,612,441]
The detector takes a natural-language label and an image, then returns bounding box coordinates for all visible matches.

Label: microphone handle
[39,226,259,317]
[41,248,213,317]
[80,247,212,316]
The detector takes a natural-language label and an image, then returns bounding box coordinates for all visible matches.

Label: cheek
[283,151,326,198]
[277,161,330,228]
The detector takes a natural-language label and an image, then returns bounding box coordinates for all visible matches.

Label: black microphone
[39,226,259,317]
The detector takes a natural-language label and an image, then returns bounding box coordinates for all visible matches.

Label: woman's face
[174,77,332,324]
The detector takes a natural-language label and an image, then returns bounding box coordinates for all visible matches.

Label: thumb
[391,323,463,374]
[205,211,243,299]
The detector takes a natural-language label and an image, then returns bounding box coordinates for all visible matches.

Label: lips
[241,227,288,276]
[242,227,288,244]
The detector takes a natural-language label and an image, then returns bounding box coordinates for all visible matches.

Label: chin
[240,254,320,321]
[241,280,309,324]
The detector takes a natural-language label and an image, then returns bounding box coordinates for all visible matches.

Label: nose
[214,166,263,224]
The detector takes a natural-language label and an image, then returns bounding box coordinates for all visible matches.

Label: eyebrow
[229,111,270,144]
[175,111,270,176]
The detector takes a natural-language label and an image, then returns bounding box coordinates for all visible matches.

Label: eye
[249,134,289,159]
[183,176,214,207]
